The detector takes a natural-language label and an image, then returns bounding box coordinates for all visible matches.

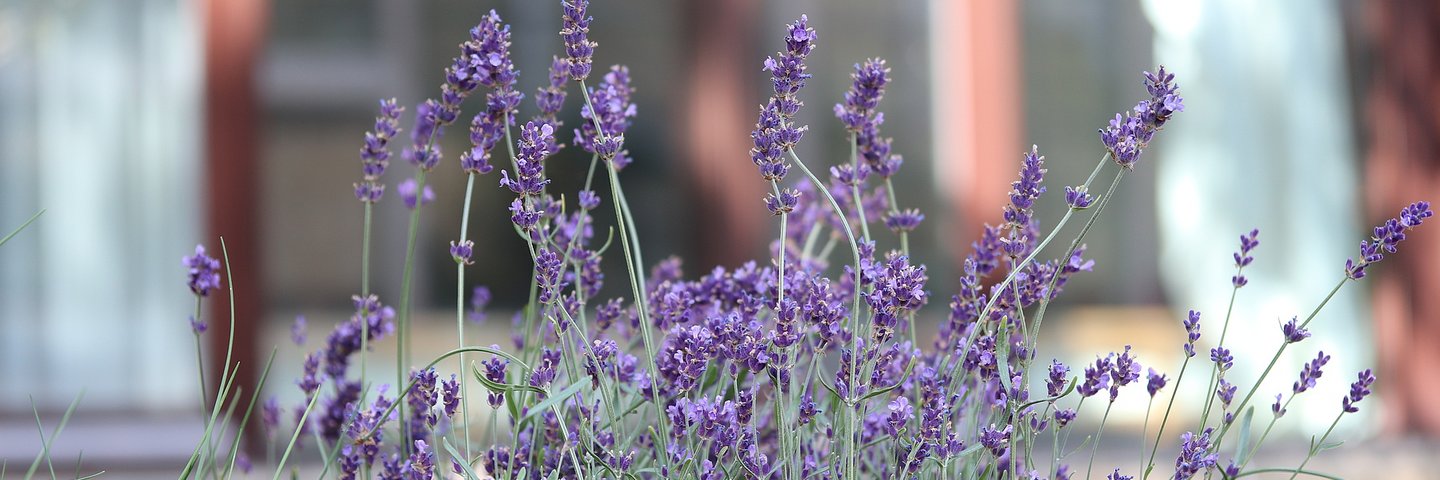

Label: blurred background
[2,0,1438,477]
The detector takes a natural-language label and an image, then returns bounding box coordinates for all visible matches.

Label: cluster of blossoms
[1099,66,1184,168]
[167,5,1431,480]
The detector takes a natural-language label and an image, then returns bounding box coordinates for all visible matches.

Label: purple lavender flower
[261,395,281,436]
[578,190,600,210]
[576,66,636,168]
[1109,345,1142,402]
[765,188,801,215]
[1216,378,1237,412]
[290,315,307,345]
[798,391,820,426]
[406,368,441,443]
[356,99,403,203]
[468,286,491,324]
[440,374,461,418]
[1173,428,1218,479]
[1347,201,1432,279]
[1005,146,1047,230]
[560,0,597,81]
[481,351,507,407]
[1272,393,1287,418]
[189,316,207,334]
[1078,355,1112,398]
[834,58,888,131]
[298,352,322,395]
[885,396,914,435]
[749,16,816,183]
[1182,310,1202,357]
[1147,368,1168,397]
[405,440,436,480]
[450,240,474,266]
[1281,317,1310,344]
[1099,67,1184,169]
[535,247,565,305]
[1232,229,1260,287]
[1046,360,1070,397]
[183,244,222,296]
[536,56,569,121]
[1210,347,1233,371]
[501,121,556,198]
[1108,470,1134,480]
[978,424,1012,458]
[1054,408,1077,429]
[884,208,924,233]
[1064,185,1093,209]
[1341,369,1376,413]
[1294,351,1330,394]
[397,178,434,210]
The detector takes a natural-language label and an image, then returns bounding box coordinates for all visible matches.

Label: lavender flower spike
[355,99,403,203]
[1182,309,1202,358]
[1232,228,1259,287]
[1341,369,1376,413]
[1346,201,1432,279]
[576,66,637,168]
[1099,67,1184,169]
[183,244,222,297]
[749,15,816,183]
[560,0,597,81]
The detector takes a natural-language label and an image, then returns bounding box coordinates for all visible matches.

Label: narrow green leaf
[443,438,482,480]
[518,382,586,429]
[25,389,82,480]
[223,348,278,478]
[1235,406,1256,465]
[271,389,321,480]
[76,471,105,480]
[28,395,56,480]
[0,209,44,248]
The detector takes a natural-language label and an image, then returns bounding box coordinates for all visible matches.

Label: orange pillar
[931,0,1022,263]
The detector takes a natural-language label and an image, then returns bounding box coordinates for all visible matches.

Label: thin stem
[1199,272,1243,428]
[0,209,44,248]
[271,392,321,480]
[1086,402,1114,480]
[455,171,478,460]
[1286,414,1343,480]
[1144,356,1191,480]
[360,200,373,387]
[192,297,207,413]
[395,169,428,456]
[1241,395,1295,470]
[847,133,871,242]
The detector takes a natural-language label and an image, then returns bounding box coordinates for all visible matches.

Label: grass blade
[272,390,322,480]
[25,390,83,480]
[223,348,278,478]
[0,209,44,248]
[26,396,56,480]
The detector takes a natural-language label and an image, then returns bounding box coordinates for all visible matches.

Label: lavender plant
[161,4,1432,480]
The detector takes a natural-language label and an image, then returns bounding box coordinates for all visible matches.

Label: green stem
[1286,413,1343,480]
[1143,356,1191,480]
[0,209,44,248]
[395,169,428,456]
[360,200,373,387]
[192,297,207,413]
[1086,402,1114,480]
[455,171,478,460]
[1199,272,1243,428]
